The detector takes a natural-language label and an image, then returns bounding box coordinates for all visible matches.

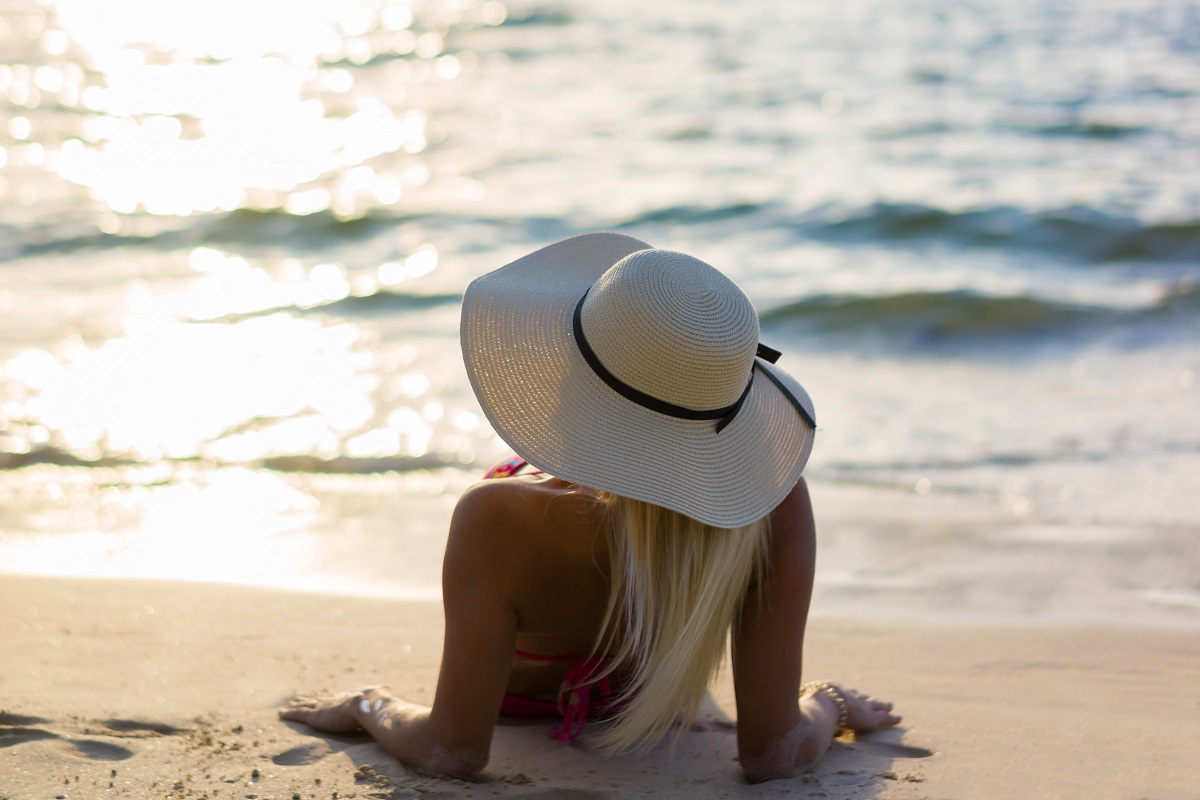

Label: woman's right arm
[281,480,522,778]
[731,477,900,783]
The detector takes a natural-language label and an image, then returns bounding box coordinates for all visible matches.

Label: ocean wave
[795,203,1200,263]
[500,3,573,26]
[2,208,405,261]
[617,201,1200,264]
[205,289,462,323]
[0,445,466,476]
[761,287,1199,349]
[1029,121,1150,140]
[0,218,182,261]
[0,446,132,471]
[11,201,1198,269]
[262,453,458,473]
[617,201,771,227]
[310,290,462,317]
[203,208,400,246]
[822,437,1200,477]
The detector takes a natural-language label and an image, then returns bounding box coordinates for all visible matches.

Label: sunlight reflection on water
[11,316,377,462]
[23,0,500,219]
[0,0,490,472]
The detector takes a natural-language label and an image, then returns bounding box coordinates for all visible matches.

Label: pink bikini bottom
[500,649,625,743]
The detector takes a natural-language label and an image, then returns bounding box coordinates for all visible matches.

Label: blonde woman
[281,233,901,782]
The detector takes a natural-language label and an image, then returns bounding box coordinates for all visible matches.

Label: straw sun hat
[460,232,816,528]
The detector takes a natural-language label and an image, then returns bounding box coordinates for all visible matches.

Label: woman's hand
[281,689,474,778]
[279,688,376,733]
[835,684,901,733]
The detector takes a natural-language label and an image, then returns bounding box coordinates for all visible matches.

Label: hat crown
[579,249,760,411]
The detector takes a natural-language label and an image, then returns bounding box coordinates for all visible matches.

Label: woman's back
[427,466,825,764]
[457,471,618,699]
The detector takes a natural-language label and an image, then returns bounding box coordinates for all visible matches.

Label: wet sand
[2,574,1198,799]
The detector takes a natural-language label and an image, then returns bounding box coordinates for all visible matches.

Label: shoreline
[3,574,1199,799]
[4,565,1198,633]
[3,473,1197,634]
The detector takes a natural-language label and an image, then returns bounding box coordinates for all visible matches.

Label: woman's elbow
[416,747,488,780]
[374,718,489,781]
[379,737,488,781]
[739,726,827,784]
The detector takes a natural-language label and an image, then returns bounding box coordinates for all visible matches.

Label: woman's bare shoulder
[449,475,593,552]
[455,474,576,521]
[443,476,602,608]
[442,480,535,604]
[455,475,528,515]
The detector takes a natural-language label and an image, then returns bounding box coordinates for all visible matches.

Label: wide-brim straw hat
[460,232,816,528]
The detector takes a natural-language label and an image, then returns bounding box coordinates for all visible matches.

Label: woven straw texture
[460,232,815,528]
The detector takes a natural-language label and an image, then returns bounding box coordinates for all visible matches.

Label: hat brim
[460,232,815,528]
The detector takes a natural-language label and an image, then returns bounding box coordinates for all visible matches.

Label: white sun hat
[460,232,816,528]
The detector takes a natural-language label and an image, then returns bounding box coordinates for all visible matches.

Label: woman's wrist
[800,680,849,733]
[350,687,392,730]
[354,688,429,735]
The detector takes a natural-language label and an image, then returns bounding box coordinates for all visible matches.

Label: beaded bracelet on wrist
[801,680,849,733]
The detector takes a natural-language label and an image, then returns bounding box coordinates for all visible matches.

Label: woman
[280,233,901,782]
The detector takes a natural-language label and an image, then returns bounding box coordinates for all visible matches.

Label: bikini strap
[510,650,619,743]
[483,455,528,479]
[551,658,615,744]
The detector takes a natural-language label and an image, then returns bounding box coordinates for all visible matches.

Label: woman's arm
[281,480,522,778]
[280,689,461,774]
[731,477,900,783]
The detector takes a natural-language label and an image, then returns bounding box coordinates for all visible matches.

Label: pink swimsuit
[484,455,624,742]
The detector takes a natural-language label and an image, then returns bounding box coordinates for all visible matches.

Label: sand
[2,574,1198,800]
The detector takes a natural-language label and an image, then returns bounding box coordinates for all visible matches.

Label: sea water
[1,0,1197,626]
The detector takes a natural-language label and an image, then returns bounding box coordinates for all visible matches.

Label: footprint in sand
[1,713,185,762]
[271,742,331,766]
[0,727,58,749]
[0,725,134,760]
[102,719,187,737]
[52,738,134,761]
[2,711,60,751]
[0,712,50,726]
[68,718,184,760]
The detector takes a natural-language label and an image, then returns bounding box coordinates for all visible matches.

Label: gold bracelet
[801,680,849,732]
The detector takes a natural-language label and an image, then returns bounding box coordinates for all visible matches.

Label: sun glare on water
[21,0,501,220]
[0,0,496,468]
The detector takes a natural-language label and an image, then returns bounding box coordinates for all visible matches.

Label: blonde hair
[590,491,770,754]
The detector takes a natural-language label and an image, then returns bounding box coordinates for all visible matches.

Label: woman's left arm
[280,481,522,778]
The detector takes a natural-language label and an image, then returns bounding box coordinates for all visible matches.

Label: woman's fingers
[284,697,320,707]
[835,686,903,732]
[279,702,360,733]
[868,699,899,726]
[875,702,902,725]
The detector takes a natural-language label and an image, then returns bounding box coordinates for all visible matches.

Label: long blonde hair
[590,491,770,754]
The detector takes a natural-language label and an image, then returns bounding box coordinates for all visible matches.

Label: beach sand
[2,574,1198,800]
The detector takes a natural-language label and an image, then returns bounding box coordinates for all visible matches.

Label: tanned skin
[280,475,900,781]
